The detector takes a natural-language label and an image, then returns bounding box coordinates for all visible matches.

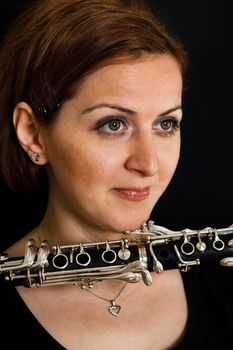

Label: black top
[1,266,232,349]
[175,266,233,349]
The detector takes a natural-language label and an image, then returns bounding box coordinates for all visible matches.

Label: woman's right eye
[96,118,128,136]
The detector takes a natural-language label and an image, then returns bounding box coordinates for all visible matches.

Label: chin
[101,200,156,233]
[108,213,151,233]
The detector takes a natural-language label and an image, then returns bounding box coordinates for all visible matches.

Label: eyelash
[157,117,180,136]
[95,117,128,136]
[95,116,180,137]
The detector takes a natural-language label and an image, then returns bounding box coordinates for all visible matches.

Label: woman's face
[42,54,183,234]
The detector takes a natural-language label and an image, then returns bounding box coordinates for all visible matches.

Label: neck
[36,214,127,247]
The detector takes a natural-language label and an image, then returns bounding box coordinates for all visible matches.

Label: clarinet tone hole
[76,252,91,266]
[213,240,225,251]
[181,242,195,256]
[52,254,69,269]
[102,250,117,264]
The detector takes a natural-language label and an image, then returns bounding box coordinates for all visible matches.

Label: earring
[31,152,40,162]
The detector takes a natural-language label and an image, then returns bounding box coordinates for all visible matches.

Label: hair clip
[37,101,60,117]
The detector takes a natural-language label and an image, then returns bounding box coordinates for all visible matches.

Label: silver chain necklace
[83,282,128,316]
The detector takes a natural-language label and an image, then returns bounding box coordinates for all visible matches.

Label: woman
[0,1,232,349]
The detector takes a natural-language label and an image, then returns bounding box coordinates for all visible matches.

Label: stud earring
[31,152,40,162]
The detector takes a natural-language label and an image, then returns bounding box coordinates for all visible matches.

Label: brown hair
[0,0,188,192]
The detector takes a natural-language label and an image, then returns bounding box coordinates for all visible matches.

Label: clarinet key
[196,231,206,252]
[118,239,131,260]
[212,229,225,251]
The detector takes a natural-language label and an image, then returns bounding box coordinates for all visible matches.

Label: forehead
[64,54,183,114]
[78,54,181,91]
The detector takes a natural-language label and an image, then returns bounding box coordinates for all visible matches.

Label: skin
[14,53,183,247]
[10,54,187,350]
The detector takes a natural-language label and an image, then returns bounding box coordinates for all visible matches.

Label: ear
[13,102,48,165]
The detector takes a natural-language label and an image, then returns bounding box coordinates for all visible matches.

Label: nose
[124,133,158,176]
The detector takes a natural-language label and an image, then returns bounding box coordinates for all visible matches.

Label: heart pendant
[108,301,121,316]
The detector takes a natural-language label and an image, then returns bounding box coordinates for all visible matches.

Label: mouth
[113,187,150,201]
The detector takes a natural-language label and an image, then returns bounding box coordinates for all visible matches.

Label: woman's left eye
[156,118,180,135]
[96,118,127,135]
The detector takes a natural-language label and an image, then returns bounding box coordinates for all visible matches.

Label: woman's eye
[157,118,180,135]
[108,119,122,131]
[96,118,127,135]
[160,120,173,130]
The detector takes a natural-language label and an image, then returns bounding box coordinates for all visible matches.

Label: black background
[0,1,232,250]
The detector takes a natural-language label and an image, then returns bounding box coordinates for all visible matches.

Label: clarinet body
[1,221,233,288]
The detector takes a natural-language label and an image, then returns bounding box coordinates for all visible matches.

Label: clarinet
[1,221,233,288]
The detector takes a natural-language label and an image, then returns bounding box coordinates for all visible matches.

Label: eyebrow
[80,103,182,116]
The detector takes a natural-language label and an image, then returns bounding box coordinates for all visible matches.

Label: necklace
[83,282,128,316]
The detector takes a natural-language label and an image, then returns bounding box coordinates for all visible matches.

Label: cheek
[63,146,123,188]
[160,141,180,179]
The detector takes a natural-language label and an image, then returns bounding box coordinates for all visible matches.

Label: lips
[113,187,150,201]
